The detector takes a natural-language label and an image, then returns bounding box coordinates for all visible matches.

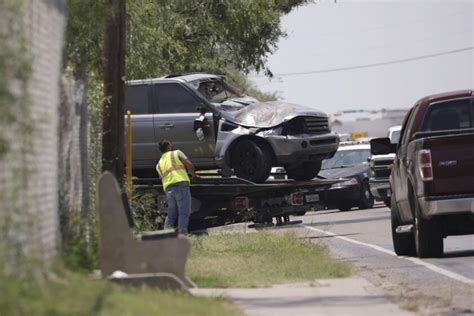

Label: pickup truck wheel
[285,161,321,181]
[414,200,443,258]
[358,180,374,210]
[391,195,416,256]
[232,139,272,183]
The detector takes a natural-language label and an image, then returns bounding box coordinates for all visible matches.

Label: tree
[126,0,310,79]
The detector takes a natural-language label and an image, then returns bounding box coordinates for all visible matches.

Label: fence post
[126,110,132,198]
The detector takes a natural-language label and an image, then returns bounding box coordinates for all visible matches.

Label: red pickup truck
[371,90,474,258]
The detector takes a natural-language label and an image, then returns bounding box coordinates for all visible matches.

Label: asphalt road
[294,203,474,315]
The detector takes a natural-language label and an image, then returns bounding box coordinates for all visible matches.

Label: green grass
[187,231,351,288]
[0,266,242,316]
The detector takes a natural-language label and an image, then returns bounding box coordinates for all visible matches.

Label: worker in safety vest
[157,140,199,234]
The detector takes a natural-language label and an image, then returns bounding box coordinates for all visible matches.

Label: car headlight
[331,177,358,188]
[261,126,283,136]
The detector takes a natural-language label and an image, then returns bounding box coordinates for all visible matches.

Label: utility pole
[102,0,126,185]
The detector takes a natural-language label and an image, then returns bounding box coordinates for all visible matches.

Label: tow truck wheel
[338,205,352,212]
[285,161,321,181]
[358,180,374,210]
[232,139,272,183]
[391,195,416,256]
[414,199,443,258]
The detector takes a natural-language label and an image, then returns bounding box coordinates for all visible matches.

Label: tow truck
[134,174,343,231]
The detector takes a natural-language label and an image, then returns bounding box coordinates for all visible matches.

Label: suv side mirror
[370,137,397,155]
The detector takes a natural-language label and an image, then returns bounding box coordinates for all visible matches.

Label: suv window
[125,84,149,114]
[151,83,199,114]
[192,80,240,103]
[421,98,473,131]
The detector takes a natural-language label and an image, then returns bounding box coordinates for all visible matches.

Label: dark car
[320,142,374,211]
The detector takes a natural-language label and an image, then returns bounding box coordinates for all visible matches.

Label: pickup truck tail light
[418,149,433,181]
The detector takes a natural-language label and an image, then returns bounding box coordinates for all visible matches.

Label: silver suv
[125,73,339,183]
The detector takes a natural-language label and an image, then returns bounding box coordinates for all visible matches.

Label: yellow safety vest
[156,150,190,190]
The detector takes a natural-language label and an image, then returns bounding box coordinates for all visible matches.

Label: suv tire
[414,198,443,258]
[232,139,272,183]
[391,194,416,256]
[358,180,374,210]
[285,161,321,181]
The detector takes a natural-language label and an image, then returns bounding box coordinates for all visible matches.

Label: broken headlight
[281,117,306,136]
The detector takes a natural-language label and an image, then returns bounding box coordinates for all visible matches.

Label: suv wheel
[391,194,416,256]
[232,139,272,183]
[414,199,443,258]
[358,180,374,209]
[285,161,321,181]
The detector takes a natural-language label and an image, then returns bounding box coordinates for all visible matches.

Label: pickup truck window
[151,83,198,114]
[421,98,473,131]
[401,106,419,145]
[125,84,149,114]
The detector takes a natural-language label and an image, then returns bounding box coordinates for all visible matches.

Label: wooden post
[102,0,126,185]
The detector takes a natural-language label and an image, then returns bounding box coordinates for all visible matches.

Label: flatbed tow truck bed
[134,176,342,231]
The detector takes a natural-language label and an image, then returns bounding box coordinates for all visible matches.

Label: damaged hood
[213,95,259,112]
[226,101,327,128]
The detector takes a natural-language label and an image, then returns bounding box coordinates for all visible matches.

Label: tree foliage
[127,0,309,79]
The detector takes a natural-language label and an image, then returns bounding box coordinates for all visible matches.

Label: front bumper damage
[264,133,339,165]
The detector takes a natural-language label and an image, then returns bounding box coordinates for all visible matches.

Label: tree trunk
[102,0,126,185]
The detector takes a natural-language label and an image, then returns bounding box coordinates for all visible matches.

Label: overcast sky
[249,0,474,114]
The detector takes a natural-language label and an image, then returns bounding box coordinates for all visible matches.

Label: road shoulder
[192,277,413,316]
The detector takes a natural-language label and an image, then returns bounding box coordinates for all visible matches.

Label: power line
[250,46,474,79]
[306,29,471,58]
[299,10,470,40]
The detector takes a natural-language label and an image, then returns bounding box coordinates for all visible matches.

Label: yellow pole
[126,110,132,198]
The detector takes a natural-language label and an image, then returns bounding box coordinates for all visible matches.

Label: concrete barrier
[97,172,195,290]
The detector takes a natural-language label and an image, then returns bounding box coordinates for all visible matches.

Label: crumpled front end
[260,115,339,165]
[215,114,339,167]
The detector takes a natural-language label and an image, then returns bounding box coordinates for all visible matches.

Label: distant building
[330,109,408,138]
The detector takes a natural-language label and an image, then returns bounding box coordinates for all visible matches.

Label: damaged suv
[125,73,339,183]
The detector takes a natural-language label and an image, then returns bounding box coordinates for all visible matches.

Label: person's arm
[182,159,199,179]
[177,150,199,179]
